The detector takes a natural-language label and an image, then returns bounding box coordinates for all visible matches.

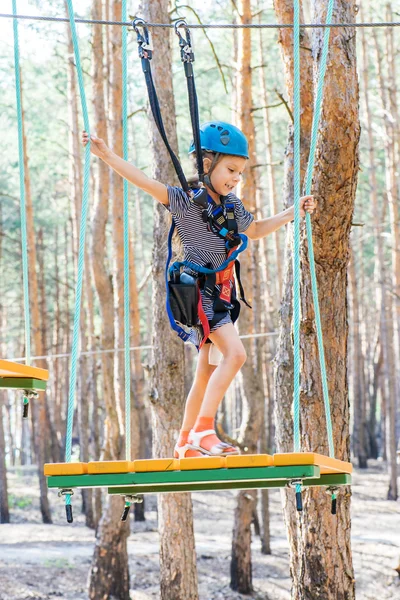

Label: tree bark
[230,1,265,594]
[0,393,9,524]
[87,2,130,598]
[348,245,368,468]
[141,2,198,599]
[19,66,52,524]
[273,1,359,598]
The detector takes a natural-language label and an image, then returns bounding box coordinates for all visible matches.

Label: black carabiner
[174,19,194,64]
[132,17,152,60]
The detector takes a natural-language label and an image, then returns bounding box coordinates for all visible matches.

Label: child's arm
[246,196,316,240]
[82,132,168,205]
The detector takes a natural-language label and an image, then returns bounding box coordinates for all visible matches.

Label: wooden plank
[46,464,321,490]
[0,377,47,391]
[179,456,226,470]
[107,473,352,496]
[44,463,88,476]
[225,454,273,468]
[273,452,352,474]
[133,459,179,472]
[88,461,134,474]
[0,360,49,381]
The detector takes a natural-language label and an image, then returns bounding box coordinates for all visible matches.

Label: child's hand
[82,131,110,160]
[298,195,317,217]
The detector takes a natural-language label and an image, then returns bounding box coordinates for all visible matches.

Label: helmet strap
[204,153,220,196]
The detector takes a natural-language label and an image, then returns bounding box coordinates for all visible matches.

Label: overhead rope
[292,0,335,511]
[11,0,31,366]
[64,0,92,524]
[2,13,400,28]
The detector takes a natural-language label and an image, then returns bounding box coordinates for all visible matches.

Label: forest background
[0,0,399,599]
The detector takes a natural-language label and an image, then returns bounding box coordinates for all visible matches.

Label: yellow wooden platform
[134,459,178,472]
[273,452,352,475]
[44,463,88,476]
[226,454,273,468]
[44,454,275,477]
[0,359,49,381]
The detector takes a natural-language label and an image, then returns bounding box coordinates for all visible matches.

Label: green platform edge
[108,473,352,495]
[46,465,351,493]
[0,377,47,391]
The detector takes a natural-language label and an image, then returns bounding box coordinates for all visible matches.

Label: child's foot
[188,429,239,456]
[174,429,205,458]
[174,443,204,459]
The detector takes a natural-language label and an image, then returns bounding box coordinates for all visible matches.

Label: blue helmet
[189,121,249,159]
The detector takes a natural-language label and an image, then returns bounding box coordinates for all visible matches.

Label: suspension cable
[1,13,400,29]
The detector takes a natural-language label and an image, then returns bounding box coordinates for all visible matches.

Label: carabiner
[132,17,153,59]
[174,19,194,63]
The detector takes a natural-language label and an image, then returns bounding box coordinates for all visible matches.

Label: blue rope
[122,0,131,463]
[292,0,336,460]
[303,1,335,458]
[64,0,91,509]
[12,0,31,365]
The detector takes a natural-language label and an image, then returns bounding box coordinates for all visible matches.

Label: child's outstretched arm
[246,195,316,240]
[82,131,168,205]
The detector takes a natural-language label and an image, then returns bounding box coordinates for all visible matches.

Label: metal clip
[288,479,303,512]
[125,494,144,504]
[22,390,38,419]
[58,488,74,498]
[120,494,143,522]
[131,17,153,59]
[174,19,194,63]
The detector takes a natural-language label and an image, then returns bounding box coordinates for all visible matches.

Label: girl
[82,121,316,460]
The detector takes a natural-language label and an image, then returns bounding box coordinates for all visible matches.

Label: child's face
[207,155,247,196]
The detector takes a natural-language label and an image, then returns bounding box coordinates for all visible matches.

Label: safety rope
[64,0,91,522]
[12,0,31,366]
[303,2,336,459]
[292,0,335,478]
[2,13,399,28]
[122,0,131,464]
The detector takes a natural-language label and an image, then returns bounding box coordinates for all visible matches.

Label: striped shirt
[166,186,254,343]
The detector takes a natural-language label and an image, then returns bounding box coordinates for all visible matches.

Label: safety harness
[133,18,250,349]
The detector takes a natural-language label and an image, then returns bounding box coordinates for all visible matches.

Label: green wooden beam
[47,464,320,491]
[0,377,47,391]
[106,473,351,496]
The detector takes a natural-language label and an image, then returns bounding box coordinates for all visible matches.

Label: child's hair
[187,150,224,189]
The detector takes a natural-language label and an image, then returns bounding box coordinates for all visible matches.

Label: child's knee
[227,346,247,368]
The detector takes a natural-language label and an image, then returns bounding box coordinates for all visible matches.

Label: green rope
[64,0,91,510]
[12,0,31,365]
[122,0,131,462]
[292,0,335,461]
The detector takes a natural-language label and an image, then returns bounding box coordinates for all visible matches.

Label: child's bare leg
[175,344,216,457]
[190,323,246,454]
[181,344,216,430]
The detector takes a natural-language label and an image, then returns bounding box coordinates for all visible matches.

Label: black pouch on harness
[168,282,198,327]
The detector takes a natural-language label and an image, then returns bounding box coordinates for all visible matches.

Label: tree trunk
[373,23,399,500]
[19,66,52,524]
[348,245,368,468]
[273,1,359,598]
[230,1,265,593]
[140,2,198,599]
[87,2,130,598]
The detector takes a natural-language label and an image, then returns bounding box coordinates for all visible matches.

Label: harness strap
[165,221,191,344]
[133,20,191,194]
[197,286,210,349]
